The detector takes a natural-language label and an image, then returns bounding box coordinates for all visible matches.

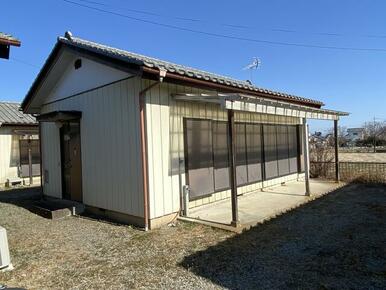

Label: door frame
[59,121,83,202]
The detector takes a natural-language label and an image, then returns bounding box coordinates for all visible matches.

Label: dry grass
[340,152,386,163]
[0,188,230,289]
[0,184,386,289]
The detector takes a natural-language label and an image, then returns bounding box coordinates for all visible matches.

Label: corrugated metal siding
[40,77,144,217]
[144,80,302,219]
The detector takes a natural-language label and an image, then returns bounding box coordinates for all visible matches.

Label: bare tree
[326,126,348,147]
[309,136,334,178]
[363,119,386,152]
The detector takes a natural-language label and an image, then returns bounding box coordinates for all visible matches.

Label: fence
[310,161,386,183]
[339,147,386,153]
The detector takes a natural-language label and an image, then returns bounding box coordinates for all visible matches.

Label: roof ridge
[58,35,323,106]
[59,36,253,85]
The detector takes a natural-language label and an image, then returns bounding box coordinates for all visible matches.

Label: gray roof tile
[58,35,323,107]
[0,102,37,126]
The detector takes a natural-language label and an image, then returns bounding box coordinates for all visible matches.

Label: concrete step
[31,198,85,220]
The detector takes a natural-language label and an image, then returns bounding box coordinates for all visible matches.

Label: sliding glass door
[213,121,230,191]
[184,119,214,199]
[184,118,301,200]
[263,125,279,179]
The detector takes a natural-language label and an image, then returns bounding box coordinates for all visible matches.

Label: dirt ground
[339,152,386,162]
[0,183,385,289]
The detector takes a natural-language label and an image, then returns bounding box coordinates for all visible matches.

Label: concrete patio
[184,179,344,232]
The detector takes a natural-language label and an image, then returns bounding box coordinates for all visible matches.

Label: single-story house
[21,32,348,229]
[0,102,40,186]
[346,127,365,145]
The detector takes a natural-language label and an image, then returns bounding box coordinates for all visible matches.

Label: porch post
[228,109,239,226]
[334,119,340,182]
[28,143,33,185]
[302,118,311,196]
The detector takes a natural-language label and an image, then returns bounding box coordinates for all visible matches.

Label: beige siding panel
[41,77,144,217]
[145,81,303,218]
[0,127,40,186]
[0,128,19,184]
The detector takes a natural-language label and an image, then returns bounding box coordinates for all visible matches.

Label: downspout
[139,68,167,231]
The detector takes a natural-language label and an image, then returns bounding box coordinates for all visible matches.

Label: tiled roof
[58,34,323,107]
[0,32,21,46]
[0,102,37,126]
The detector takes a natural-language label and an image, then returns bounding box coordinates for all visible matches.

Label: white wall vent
[0,226,12,271]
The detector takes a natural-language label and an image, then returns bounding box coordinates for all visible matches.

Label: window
[213,121,230,191]
[288,125,299,173]
[263,125,279,179]
[184,118,301,199]
[298,125,304,172]
[246,124,263,183]
[185,119,214,199]
[19,139,41,178]
[235,123,248,186]
[19,139,40,165]
[277,125,290,176]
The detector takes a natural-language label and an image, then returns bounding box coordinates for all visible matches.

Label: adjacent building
[0,102,40,186]
[346,127,365,145]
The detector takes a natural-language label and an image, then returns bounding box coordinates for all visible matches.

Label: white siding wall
[144,80,303,219]
[45,57,129,105]
[40,123,61,197]
[41,76,144,217]
[0,128,19,184]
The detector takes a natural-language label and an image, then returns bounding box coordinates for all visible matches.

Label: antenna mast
[242,57,261,84]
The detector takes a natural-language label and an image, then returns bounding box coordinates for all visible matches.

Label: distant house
[21,32,348,229]
[0,102,40,186]
[346,128,364,144]
[0,32,21,59]
[309,132,327,149]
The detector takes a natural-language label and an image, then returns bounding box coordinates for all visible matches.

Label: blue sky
[1,0,386,132]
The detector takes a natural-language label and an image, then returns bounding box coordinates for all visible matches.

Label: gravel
[0,183,385,289]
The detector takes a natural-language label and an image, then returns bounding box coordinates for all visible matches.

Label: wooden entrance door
[60,122,83,202]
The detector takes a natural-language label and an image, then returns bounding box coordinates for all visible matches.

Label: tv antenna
[242,57,261,84]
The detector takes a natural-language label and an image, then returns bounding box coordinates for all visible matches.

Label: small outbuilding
[0,102,40,186]
[21,32,348,229]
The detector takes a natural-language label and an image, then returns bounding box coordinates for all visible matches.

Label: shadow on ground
[0,186,41,212]
[0,187,41,203]
[179,183,386,289]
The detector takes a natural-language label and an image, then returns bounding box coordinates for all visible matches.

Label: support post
[183,185,189,217]
[228,109,239,226]
[28,143,33,185]
[302,118,310,196]
[334,119,340,182]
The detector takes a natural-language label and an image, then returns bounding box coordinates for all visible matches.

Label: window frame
[19,139,40,165]
[183,118,302,200]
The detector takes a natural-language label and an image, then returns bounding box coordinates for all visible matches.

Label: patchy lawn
[0,184,385,289]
